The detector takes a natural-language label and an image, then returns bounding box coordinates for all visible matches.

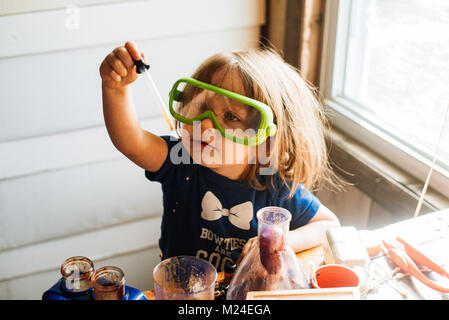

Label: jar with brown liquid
[91,266,126,300]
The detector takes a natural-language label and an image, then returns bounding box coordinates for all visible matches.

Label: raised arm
[99,41,168,172]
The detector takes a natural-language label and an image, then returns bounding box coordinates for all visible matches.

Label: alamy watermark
[169,121,278,175]
[65,4,80,30]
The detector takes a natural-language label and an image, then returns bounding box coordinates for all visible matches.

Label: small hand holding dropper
[133,55,174,131]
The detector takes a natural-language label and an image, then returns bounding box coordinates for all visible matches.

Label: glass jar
[153,256,217,300]
[60,256,94,293]
[226,206,310,300]
[91,266,126,300]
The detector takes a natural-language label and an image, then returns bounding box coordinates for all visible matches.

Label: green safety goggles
[168,77,277,146]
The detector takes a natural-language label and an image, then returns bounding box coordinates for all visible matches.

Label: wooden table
[296,208,449,300]
[365,209,449,299]
[295,244,325,280]
[144,209,449,300]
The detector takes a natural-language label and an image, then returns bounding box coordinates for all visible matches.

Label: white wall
[0,0,265,299]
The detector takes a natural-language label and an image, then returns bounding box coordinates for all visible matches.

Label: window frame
[319,0,449,199]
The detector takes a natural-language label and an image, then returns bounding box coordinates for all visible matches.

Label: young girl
[99,41,340,272]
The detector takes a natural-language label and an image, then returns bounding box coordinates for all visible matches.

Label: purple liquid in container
[227,207,310,300]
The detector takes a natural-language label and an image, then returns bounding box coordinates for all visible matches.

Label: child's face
[180,71,256,175]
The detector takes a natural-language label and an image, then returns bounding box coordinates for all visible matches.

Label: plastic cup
[153,256,217,300]
[310,264,360,289]
[256,206,291,274]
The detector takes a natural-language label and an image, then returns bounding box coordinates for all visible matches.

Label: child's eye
[224,111,240,122]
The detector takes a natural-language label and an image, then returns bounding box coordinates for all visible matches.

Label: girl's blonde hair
[177,47,336,198]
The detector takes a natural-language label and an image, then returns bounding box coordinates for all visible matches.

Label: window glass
[343,0,449,164]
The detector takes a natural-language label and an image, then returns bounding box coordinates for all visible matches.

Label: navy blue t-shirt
[145,135,321,271]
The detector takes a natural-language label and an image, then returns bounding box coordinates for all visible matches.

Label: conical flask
[226,206,310,299]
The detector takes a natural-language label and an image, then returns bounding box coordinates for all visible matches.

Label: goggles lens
[172,82,262,138]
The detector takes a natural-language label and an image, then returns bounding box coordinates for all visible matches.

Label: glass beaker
[226,206,310,300]
[60,256,94,293]
[91,266,126,300]
[153,256,217,300]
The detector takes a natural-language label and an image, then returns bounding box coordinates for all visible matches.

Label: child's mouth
[191,139,213,150]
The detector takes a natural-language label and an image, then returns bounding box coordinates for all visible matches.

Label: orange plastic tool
[382,237,449,293]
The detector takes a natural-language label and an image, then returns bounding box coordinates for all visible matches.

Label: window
[321,0,449,198]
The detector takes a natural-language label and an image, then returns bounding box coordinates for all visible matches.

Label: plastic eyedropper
[134,58,174,131]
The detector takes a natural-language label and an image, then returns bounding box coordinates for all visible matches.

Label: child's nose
[200,118,215,131]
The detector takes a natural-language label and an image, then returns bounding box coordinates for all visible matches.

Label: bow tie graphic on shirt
[200,191,253,230]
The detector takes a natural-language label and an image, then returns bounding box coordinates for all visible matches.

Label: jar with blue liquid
[43,256,95,300]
